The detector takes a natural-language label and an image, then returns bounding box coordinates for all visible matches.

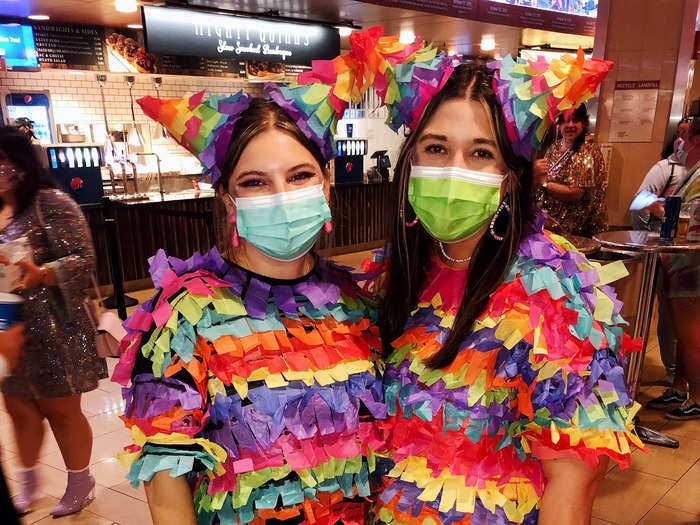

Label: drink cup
[0,292,23,331]
[660,196,682,240]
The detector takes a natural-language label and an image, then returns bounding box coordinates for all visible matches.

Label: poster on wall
[358,0,597,36]
[608,80,659,143]
[105,30,156,73]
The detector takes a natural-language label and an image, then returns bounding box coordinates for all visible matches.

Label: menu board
[608,80,659,143]
[159,54,241,77]
[360,0,597,36]
[32,23,105,69]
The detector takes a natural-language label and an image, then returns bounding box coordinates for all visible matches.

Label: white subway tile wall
[2,69,266,172]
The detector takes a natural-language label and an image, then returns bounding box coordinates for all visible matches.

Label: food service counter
[84,181,394,287]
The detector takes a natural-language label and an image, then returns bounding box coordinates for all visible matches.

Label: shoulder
[36,188,80,211]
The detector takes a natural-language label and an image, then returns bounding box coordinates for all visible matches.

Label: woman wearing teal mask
[372,60,644,525]
[114,92,387,524]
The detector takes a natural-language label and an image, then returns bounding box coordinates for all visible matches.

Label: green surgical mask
[408,165,504,242]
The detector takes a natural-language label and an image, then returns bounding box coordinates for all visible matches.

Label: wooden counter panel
[86,183,393,285]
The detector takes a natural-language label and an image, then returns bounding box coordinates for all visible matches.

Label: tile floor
[0,251,698,524]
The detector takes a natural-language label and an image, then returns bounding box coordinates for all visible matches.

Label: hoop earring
[406,217,419,227]
[489,200,511,241]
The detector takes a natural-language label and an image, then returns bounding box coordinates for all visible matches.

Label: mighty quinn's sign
[142,6,340,66]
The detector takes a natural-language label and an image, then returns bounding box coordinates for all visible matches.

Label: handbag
[34,196,125,357]
[84,274,126,358]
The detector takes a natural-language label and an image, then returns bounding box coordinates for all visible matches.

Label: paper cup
[0,292,23,330]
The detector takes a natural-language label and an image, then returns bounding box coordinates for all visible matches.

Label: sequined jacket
[540,138,608,237]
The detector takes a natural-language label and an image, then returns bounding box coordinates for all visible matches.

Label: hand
[533,159,548,187]
[14,259,46,291]
[646,200,665,219]
[0,323,25,370]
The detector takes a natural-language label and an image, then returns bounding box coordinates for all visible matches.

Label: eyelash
[238,171,316,188]
[423,144,496,160]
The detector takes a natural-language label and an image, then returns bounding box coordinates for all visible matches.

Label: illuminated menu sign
[360,0,597,36]
[142,6,340,66]
[0,24,39,69]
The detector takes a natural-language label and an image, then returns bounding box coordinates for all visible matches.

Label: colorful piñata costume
[112,249,386,524]
[371,214,644,525]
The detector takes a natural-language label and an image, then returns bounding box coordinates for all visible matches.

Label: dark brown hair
[0,126,57,215]
[557,103,589,153]
[217,98,327,192]
[378,62,535,369]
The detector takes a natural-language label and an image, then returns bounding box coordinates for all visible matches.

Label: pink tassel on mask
[323,221,333,233]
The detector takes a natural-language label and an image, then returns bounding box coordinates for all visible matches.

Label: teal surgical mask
[676,140,688,165]
[234,183,331,261]
[408,165,504,242]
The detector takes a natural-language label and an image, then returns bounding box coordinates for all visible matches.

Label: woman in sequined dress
[0,128,106,517]
[535,104,608,237]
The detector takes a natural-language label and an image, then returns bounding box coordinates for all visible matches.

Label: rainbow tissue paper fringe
[491,49,613,158]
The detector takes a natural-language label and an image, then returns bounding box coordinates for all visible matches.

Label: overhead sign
[359,0,597,36]
[142,6,340,66]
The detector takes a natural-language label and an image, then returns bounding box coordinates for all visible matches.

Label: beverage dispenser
[45,144,105,205]
[334,139,367,186]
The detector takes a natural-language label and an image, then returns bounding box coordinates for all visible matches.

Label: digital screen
[6,93,53,144]
[0,24,39,69]
[142,6,340,66]
[490,0,598,17]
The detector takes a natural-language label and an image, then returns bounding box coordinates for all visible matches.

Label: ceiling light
[115,0,138,13]
[28,14,50,20]
[399,30,415,45]
[127,24,143,29]
[337,26,353,37]
[480,36,496,51]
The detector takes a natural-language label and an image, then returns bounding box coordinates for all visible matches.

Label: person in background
[628,133,687,397]
[658,116,700,420]
[12,118,38,143]
[0,323,25,524]
[534,104,609,237]
[0,127,106,516]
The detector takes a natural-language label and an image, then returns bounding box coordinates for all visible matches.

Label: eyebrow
[236,163,319,179]
[419,134,498,148]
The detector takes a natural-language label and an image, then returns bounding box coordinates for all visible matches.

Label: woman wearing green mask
[112,92,387,524]
[372,60,644,525]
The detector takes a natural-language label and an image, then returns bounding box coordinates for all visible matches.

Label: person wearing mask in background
[658,116,700,420]
[627,133,687,398]
[372,52,642,525]
[534,104,609,237]
[0,323,26,524]
[0,127,107,516]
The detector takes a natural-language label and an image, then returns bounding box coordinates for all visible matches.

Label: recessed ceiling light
[115,0,138,13]
[28,14,50,20]
[399,30,415,45]
[127,24,143,29]
[480,36,496,51]
[337,26,353,37]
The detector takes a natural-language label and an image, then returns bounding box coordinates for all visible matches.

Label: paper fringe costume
[491,49,614,158]
[369,212,644,525]
[136,27,610,185]
[136,26,453,185]
[112,249,387,524]
[266,25,454,160]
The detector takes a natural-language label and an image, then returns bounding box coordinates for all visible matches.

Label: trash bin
[588,249,644,327]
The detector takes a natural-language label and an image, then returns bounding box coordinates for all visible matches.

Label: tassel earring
[228,213,240,248]
[324,220,333,233]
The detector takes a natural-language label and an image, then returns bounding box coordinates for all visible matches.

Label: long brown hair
[378,62,536,369]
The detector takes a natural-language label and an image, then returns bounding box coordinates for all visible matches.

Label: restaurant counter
[84,181,393,287]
